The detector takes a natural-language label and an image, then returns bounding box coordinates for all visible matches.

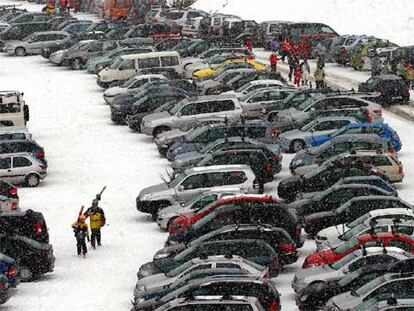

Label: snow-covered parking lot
[0,1,414,311]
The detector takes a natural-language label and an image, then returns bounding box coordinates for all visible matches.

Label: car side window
[396,226,414,235]
[248,92,266,103]
[181,264,211,277]
[13,157,32,168]
[367,280,414,301]
[388,240,414,252]
[246,126,266,138]
[222,171,247,185]
[119,59,135,70]
[0,158,11,169]
[138,57,160,69]
[216,263,241,269]
[181,174,207,190]
[211,100,235,113]
[180,103,199,116]
[371,156,392,166]
[161,56,179,67]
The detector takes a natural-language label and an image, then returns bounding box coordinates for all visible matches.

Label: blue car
[335,176,398,197]
[0,253,19,289]
[307,122,402,152]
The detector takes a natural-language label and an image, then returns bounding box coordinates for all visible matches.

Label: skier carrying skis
[84,199,106,249]
[71,213,89,258]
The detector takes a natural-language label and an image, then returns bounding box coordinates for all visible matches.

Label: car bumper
[110,110,127,125]
[136,198,159,215]
[140,123,154,136]
[156,216,169,230]
[97,78,110,89]
[4,48,15,56]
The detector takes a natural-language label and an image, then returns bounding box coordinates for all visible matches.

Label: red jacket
[246,41,253,52]
[270,54,279,66]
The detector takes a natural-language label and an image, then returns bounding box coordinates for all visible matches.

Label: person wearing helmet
[84,199,106,249]
[71,212,89,258]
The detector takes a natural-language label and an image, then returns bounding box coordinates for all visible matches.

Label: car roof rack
[0,91,22,104]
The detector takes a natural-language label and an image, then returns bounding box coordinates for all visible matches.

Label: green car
[86,46,155,74]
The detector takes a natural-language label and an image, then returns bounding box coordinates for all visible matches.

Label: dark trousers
[271,64,277,72]
[91,229,101,248]
[289,66,294,81]
[316,80,325,89]
[76,238,87,255]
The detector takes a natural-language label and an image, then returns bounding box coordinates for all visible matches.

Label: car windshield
[296,97,315,111]
[348,213,372,228]
[340,223,367,241]
[123,77,138,88]
[330,251,358,270]
[300,120,319,132]
[22,33,36,42]
[185,126,207,141]
[166,12,184,20]
[337,269,361,287]
[110,57,122,69]
[193,211,217,230]
[165,260,194,277]
[168,173,186,188]
[334,237,360,254]
[169,99,188,115]
[235,82,254,94]
[356,274,390,296]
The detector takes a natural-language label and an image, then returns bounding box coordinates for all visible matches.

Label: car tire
[19,266,34,282]
[25,174,40,187]
[15,47,26,57]
[153,126,170,138]
[71,58,83,70]
[290,140,305,153]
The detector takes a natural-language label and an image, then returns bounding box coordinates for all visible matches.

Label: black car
[277,159,382,202]
[156,224,298,265]
[166,202,302,248]
[335,176,397,196]
[0,274,10,305]
[358,74,410,106]
[133,276,280,311]
[288,184,395,221]
[110,88,189,125]
[0,140,46,165]
[0,209,49,243]
[296,264,392,311]
[304,196,412,237]
[0,234,54,282]
[138,239,281,280]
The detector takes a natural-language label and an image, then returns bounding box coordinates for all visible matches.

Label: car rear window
[166,12,184,20]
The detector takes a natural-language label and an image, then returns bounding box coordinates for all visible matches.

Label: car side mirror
[178,185,184,192]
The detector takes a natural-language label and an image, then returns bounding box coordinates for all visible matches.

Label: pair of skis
[78,186,106,218]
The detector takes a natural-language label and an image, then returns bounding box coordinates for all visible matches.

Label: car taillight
[40,164,47,171]
[269,299,280,311]
[373,109,382,116]
[271,256,279,269]
[265,163,273,172]
[11,201,17,211]
[36,150,45,159]
[7,266,16,278]
[280,243,295,253]
[45,250,53,261]
[36,222,43,235]
[9,187,17,196]
[263,270,270,279]
[270,128,278,138]
[273,154,280,163]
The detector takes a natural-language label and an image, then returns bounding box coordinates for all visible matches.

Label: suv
[166,121,279,161]
[304,196,413,237]
[140,95,243,137]
[359,74,410,105]
[163,9,208,32]
[289,134,394,176]
[0,153,47,187]
[0,22,51,50]
[136,165,258,217]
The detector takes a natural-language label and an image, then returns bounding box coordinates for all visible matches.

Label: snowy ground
[1,1,414,311]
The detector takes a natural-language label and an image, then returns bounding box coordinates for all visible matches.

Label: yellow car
[193,58,268,79]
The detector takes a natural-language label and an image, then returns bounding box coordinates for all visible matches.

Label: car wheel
[71,58,83,70]
[15,47,26,57]
[25,174,40,187]
[290,140,305,152]
[153,126,170,138]
[19,266,34,282]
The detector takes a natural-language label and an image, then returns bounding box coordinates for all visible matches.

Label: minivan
[97,51,182,88]
[0,91,29,127]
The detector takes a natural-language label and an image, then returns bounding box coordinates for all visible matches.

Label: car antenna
[361,245,367,256]
[383,243,387,254]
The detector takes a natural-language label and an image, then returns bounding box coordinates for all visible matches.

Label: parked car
[358,74,410,106]
[134,276,280,311]
[160,224,298,265]
[138,239,281,280]
[0,126,31,141]
[182,47,253,69]
[289,134,394,176]
[0,152,47,187]
[164,9,208,33]
[0,22,51,51]
[333,175,397,196]
[0,234,54,281]
[277,157,384,202]
[136,165,258,217]
[0,140,46,165]
[316,219,414,251]
[278,117,357,152]
[4,30,71,56]
[0,252,19,288]
[140,95,243,137]
[307,122,402,152]
[304,196,414,237]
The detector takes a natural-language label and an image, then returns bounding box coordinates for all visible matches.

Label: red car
[168,195,279,234]
[302,232,414,268]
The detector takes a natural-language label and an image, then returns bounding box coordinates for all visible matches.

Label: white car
[103,74,166,104]
[156,188,242,230]
[315,207,414,249]
[231,79,286,98]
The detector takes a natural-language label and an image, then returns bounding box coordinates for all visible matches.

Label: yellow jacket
[84,206,106,230]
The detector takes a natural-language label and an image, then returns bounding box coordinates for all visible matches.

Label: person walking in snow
[269,52,280,72]
[314,66,326,89]
[288,54,297,82]
[381,59,391,75]
[371,54,381,76]
[84,199,106,249]
[245,40,253,53]
[294,63,303,87]
[397,60,407,79]
[300,59,311,86]
[72,213,89,257]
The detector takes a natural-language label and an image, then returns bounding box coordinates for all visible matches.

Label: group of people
[71,199,106,258]
[269,52,326,89]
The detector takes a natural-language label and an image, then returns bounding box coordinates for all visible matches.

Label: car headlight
[154,253,169,260]
[142,193,151,200]
[135,298,145,304]
[300,295,308,302]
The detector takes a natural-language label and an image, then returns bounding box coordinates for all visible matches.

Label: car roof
[186,94,238,102]
[121,51,180,60]
[368,208,414,217]
[185,164,253,174]
[330,133,387,143]
[212,194,278,207]
[311,116,357,122]
[357,232,413,242]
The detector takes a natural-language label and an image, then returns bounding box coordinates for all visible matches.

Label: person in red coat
[269,52,280,72]
[294,63,303,87]
[246,40,253,52]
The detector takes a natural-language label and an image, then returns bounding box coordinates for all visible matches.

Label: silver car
[4,31,71,56]
[49,40,94,66]
[0,152,47,187]
[156,188,242,230]
[278,117,357,152]
[292,247,412,294]
[136,255,267,292]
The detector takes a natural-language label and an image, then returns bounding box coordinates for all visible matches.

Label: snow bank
[192,0,414,46]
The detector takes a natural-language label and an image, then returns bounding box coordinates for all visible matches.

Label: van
[0,22,51,50]
[0,91,29,127]
[97,51,182,88]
